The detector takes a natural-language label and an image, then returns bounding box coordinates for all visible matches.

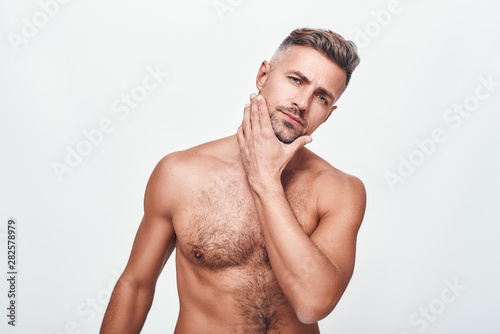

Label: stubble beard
[269,107,306,144]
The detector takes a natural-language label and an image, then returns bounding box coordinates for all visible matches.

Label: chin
[274,130,302,144]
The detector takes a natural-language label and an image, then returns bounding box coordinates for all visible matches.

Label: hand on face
[236,93,312,185]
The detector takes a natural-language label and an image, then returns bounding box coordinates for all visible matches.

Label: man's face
[257,45,347,143]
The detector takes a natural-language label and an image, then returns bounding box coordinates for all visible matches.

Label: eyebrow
[291,71,336,103]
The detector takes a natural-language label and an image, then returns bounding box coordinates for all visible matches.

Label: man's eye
[317,95,327,104]
[289,77,300,84]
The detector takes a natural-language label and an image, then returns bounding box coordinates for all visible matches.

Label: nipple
[193,250,204,259]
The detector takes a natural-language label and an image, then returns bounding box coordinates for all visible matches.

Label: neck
[284,146,307,172]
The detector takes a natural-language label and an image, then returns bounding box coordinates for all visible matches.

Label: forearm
[236,93,353,322]
[251,180,343,323]
[100,278,155,334]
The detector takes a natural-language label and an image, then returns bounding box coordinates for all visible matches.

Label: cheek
[321,111,331,122]
[260,77,290,104]
[260,86,279,112]
[307,110,330,130]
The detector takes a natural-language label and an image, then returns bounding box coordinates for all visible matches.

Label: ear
[256,61,271,91]
[323,105,337,123]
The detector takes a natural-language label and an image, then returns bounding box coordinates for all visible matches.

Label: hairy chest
[173,177,317,270]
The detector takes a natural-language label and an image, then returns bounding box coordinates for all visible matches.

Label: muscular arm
[237,94,366,324]
[250,173,365,324]
[100,157,177,333]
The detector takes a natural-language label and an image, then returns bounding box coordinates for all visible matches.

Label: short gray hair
[271,28,360,88]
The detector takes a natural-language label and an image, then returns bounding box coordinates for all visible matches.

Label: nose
[291,88,312,114]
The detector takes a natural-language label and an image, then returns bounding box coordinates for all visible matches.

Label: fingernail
[306,137,313,144]
[245,103,250,108]
[257,95,262,101]
[250,93,256,99]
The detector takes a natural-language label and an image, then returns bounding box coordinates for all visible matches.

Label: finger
[236,125,247,151]
[236,125,243,143]
[242,103,251,135]
[250,93,261,134]
[256,95,273,135]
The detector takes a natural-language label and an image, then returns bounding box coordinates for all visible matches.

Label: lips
[281,110,303,126]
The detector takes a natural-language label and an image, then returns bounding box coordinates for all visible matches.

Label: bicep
[121,156,179,287]
[310,175,366,285]
[121,214,176,287]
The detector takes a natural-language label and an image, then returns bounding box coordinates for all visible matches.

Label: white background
[1,0,499,333]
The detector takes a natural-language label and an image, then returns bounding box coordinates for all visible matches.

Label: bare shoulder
[146,138,231,214]
[303,149,366,228]
[154,137,226,179]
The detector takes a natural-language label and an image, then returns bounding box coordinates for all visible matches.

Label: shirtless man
[100,28,366,333]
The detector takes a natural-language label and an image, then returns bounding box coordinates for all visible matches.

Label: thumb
[286,135,313,155]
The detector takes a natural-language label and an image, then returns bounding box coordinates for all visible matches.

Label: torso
[169,137,325,333]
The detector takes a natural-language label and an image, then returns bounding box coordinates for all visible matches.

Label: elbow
[112,275,156,303]
[293,267,351,324]
[294,295,340,324]
[296,311,323,325]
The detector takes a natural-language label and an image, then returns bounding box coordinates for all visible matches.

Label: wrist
[248,175,282,196]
